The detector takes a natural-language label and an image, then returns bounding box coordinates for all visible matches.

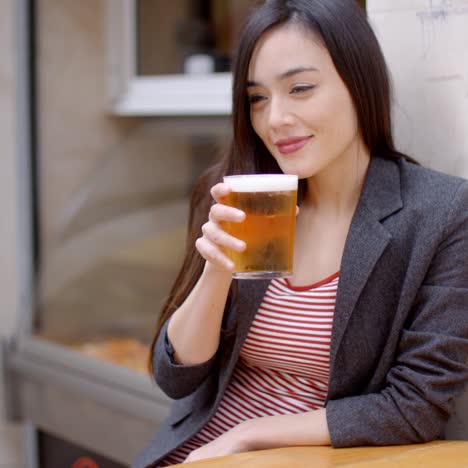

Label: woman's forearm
[239,409,331,451]
[167,263,233,366]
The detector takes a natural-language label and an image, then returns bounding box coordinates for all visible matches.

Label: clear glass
[221,174,298,279]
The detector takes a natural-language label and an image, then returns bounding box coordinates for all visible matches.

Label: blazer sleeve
[326,180,468,446]
[152,318,217,399]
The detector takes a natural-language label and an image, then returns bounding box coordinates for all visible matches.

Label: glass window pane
[137,0,256,75]
[35,119,230,373]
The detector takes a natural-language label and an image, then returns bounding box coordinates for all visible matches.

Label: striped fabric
[159,272,339,466]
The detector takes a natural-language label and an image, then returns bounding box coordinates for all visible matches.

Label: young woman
[134,1,468,466]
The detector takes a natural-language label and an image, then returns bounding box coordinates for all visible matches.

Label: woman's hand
[183,423,250,464]
[195,183,246,273]
[183,410,329,463]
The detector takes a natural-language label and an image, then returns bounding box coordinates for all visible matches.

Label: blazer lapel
[215,278,269,401]
[329,156,403,375]
[234,279,270,347]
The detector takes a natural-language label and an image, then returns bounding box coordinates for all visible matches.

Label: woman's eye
[291,85,315,94]
[248,94,266,105]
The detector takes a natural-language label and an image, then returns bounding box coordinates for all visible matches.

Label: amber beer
[221,174,298,279]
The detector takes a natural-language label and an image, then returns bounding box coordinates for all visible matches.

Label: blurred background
[0,0,467,466]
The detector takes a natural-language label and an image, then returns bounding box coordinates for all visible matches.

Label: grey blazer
[134,156,468,468]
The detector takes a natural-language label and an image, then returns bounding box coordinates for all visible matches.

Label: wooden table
[177,440,468,467]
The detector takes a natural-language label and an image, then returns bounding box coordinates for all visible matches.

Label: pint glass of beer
[220,174,298,279]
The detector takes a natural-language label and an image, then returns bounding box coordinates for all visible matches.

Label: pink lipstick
[274,136,312,155]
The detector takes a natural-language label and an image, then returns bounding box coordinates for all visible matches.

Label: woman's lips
[274,136,312,155]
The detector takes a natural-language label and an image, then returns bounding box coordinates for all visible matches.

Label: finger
[209,203,245,224]
[195,237,235,271]
[296,205,300,216]
[202,222,246,252]
[210,182,231,203]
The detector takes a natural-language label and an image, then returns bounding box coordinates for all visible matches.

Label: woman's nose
[267,96,294,130]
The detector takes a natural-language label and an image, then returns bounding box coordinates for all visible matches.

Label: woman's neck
[304,144,371,218]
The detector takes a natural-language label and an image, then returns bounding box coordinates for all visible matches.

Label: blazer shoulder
[398,159,468,209]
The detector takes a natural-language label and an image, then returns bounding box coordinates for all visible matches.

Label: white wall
[0,0,28,466]
[368,0,468,178]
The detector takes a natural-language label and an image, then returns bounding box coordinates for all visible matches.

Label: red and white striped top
[160,272,339,466]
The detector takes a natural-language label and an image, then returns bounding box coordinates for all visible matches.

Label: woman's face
[247,24,363,179]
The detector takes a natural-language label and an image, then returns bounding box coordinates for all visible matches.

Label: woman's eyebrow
[279,66,319,79]
[247,66,319,88]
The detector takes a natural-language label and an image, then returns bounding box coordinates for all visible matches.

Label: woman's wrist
[202,260,234,284]
[234,417,268,452]
[230,419,259,452]
[235,410,330,452]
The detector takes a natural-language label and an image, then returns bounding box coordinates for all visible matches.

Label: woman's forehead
[248,25,330,81]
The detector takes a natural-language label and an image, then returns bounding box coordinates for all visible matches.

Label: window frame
[106,0,232,116]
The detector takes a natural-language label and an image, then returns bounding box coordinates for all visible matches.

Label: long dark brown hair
[149,0,415,375]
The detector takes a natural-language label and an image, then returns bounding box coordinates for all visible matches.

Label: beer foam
[223,174,298,192]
